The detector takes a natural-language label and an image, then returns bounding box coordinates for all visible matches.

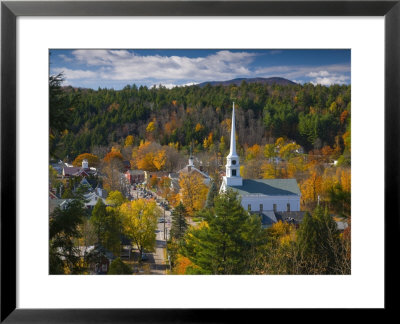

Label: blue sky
[50,49,351,90]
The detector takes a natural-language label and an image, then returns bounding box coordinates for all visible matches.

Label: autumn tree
[132,141,166,172]
[245,144,262,161]
[120,199,161,260]
[158,176,173,201]
[102,149,124,192]
[146,121,156,140]
[124,135,134,147]
[264,143,277,161]
[256,221,297,274]
[300,169,323,208]
[178,172,208,216]
[72,153,100,168]
[106,190,127,207]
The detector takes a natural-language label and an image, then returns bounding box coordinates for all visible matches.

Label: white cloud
[58,54,73,62]
[311,74,349,86]
[307,70,330,77]
[254,64,350,80]
[65,50,257,83]
[52,50,350,87]
[51,67,98,79]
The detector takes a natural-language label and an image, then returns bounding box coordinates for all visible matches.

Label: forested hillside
[50,79,351,162]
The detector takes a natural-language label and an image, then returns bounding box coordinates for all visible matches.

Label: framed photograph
[1,0,398,321]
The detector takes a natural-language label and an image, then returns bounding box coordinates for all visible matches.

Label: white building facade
[220,103,301,213]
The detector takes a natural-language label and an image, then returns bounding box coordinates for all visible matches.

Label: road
[129,184,172,274]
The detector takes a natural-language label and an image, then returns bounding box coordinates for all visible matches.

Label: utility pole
[163,206,166,240]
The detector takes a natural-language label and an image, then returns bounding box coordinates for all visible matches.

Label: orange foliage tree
[132,141,166,172]
[102,149,124,191]
[72,153,99,167]
[174,255,194,274]
[103,150,123,163]
[300,170,323,208]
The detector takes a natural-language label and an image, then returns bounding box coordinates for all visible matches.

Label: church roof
[227,179,300,196]
[275,211,306,224]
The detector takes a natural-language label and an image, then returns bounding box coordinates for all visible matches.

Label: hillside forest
[51,75,350,211]
[49,75,351,274]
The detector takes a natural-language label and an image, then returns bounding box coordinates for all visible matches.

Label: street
[129,184,172,274]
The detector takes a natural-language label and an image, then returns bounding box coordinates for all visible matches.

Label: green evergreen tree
[108,257,132,275]
[205,180,218,209]
[90,199,122,255]
[296,206,341,274]
[49,198,87,274]
[181,189,265,274]
[90,199,108,245]
[170,202,188,241]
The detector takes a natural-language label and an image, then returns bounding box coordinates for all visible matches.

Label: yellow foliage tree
[267,221,296,246]
[261,162,278,179]
[203,132,213,150]
[153,150,166,171]
[195,123,204,132]
[275,137,285,149]
[286,156,306,178]
[301,170,323,206]
[124,135,134,147]
[340,169,351,192]
[246,144,261,161]
[178,172,208,216]
[146,121,156,133]
[219,136,226,153]
[120,199,160,259]
[279,142,300,160]
[106,190,127,207]
[133,141,166,171]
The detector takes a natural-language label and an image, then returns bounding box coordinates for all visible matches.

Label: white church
[220,103,303,227]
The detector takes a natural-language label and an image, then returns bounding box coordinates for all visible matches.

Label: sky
[49,49,351,90]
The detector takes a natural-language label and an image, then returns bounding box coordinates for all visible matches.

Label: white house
[220,103,301,218]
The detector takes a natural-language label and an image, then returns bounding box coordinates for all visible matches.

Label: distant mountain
[197,77,296,88]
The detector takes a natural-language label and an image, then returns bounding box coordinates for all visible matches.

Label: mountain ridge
[197,77,296,87]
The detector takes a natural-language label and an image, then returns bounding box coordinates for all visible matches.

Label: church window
[248,204,251,211]
[287,203,290,212]
[232,169,237,176]
[260,204,263,211]
[232,160,236,165]
[273,204,277,212]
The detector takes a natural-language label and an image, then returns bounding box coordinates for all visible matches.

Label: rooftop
[228,179,301,196]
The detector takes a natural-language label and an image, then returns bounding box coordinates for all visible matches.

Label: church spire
[222,102,242,188]
[229,102,237,157]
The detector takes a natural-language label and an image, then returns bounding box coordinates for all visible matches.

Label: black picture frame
[1,0,399,322]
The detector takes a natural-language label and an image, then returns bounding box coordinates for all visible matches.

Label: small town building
[169,155,211,192]
[125,170,145,185]
[62,159,97,178]
[220,103,302,227]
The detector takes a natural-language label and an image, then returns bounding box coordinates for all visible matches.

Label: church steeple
[223,102,242,187]
[228,102,237,157]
